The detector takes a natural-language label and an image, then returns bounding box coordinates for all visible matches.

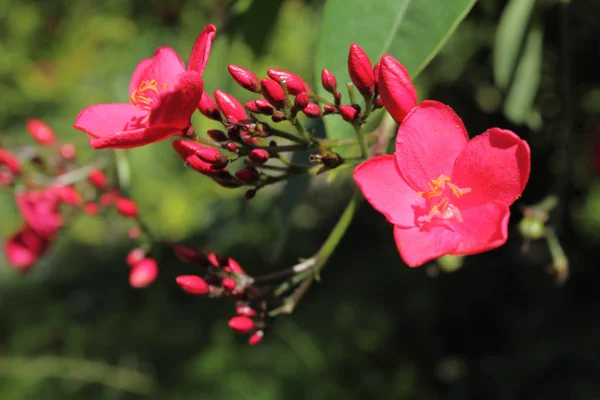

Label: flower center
[417,174,471,224]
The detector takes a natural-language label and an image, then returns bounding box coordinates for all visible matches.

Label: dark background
[1,0,600,398]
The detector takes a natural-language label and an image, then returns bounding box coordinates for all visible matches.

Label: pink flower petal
[74,104,148,138]
[452,128,531,206]
[188,24,216,74]
[89,125,179,149]
[129,58,153,98]
[149,71,204,129]
[393,225,461,267]
[395,101,468,191]
[353,155,423,227]
[452,201,510,254]
[150,47,186,88]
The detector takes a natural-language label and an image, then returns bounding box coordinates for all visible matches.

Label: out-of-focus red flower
[129,258,158,288]
[83,202,100,215]
[115,197,138,218]
[26,119,56,145]
[51,185,81,206]
[0,148,21,185]
[4,226,50,270]
[228,315,255,333]
[126,248,146,267]
[15,189,62,239]
[377,54,418,123]
[176,275,210,295]
[248,330,264,346]
[88,168,108,189]
[74,25,217,149]
[354,101,531,267]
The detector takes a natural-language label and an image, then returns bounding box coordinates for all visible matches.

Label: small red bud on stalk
[339,105,360,121]
[52,185,81,205]
[236,305,257,317]
[115,197,138,218]
[348,44,375,97]
[260,79,286,109]
[323,104,337,114]
[228,65,261,93]
[321,69,337,93]
[225,142,238,153]
[83,202,100,215]
[208,252,226,268]
[211,170,242,188]
[214,90,247,122]
[293,92,309,111]
[4,227,49,269]
[129,258,158,288]
[222,277,236,292]
[373,62,381,88]
[128,226,141,239]
[172,140,227,167]
[126,248,145,267]
[59,144,76,160]
[271,112,286,122]
[226,257,245,274]
[374,97,384,109]
[250,99,275,116]
[303,103,322,118]
[207,130,228,142]
[26,119,56,146]
[235,167,260,184]
[244,189,257,199]
[99,190,118,206]
[267,69,312,95]
[248,149,270,165]
[377,54,418,123]
[245,101,260,114]
[198,93,222,121]
[88,169,107,189]
[228,315,255,333]
[0,148,22,175]
[176,275,210,295]
[172,244,208,265]
[248,330,264,346]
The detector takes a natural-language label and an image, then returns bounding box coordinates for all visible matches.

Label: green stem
[545,227,569,284]
[268,128,309,144]
[308,93,334,106]
[192,135,224,149]
[352,123,369,159]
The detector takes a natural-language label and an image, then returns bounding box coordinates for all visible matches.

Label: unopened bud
[59,144,76,160]
[321,69,337,93]
[348,43,374,97]
[83,202,100,215]
[378,54,418,123]
[303,103,322,118]
[176,275,210,295]
[88,169,107,189]
[126,248,146,267]
[267,69,312,95]
[115,197,138,218]
[248,330,264,346]
[339,105,360,121]
[128,226,141,239]
[211,170,242,188]
[260,79,286,109]
[172,140,227,167]
[248,149,269,165]
[222,277,236,292]
[0,148,21,175]
[228,65,261,92]
[293,92,309,111]
[198,93,221,120]
[52,185,81,205]
[26,119,56,146]
[244,189,257,199]
[228,315,255,333]
[323,104,337,114]
[129,258,158,288]
[373,62,381,88]
[236,305,257,317]
[214,90,247,122]
[373,97,384,109]
[271,112,286,122]
[172,244,208,265]
[226,257,245,274]
[235,167,260,184]
[207,129,228,142]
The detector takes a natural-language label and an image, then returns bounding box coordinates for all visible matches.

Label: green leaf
[503,22,543,126]
[493,0,536,91]
[315,0,476,140]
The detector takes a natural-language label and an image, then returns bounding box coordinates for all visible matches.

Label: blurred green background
[2,0,600,398]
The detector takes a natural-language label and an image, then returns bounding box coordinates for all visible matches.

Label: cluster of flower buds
[172,245,266,345]
[1,120,157,286]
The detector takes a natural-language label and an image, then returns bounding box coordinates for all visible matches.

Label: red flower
[353,101,530,267]
[4,226,50,270]
[15,189,63,239]
[74,24,216,149]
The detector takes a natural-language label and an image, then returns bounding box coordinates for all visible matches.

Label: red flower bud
[52,185,81,205]
[235,167,260,184]
[228,315,255,333]
[248,330,264,346]
[210,170,242,188]
[207,129,228,142]
[378,54,418,123]
[321,69,337,93]
[244,101,260,114]
[0,148,22,175]
[4,227,49,269]
[374,97,384,109]
[128,227,141,239]
[236,305,257,317]
[59,144,76,160]
[172,140,227,167]
[198,93,221,121]
[83,202,100,215]
[176,275,210,295]
[248,149,269,165]
[88,169,107,189]
[171,244,208,265]
[267,69,312,95]
[293,92,309,111]
[225,142,238,153]
[99,191,117,206]
[226,257,245,274]
[339,105,360,121]
[260,79,286,108]
[129,258,158,288]
[26,119,56,146]
[115,197,138,218]
[324,104,337,114]
[207,252,226,268]
[348,43,374,97]
[254,99,275,115]
[214,90,247,122]
[126,248,145,267]
[222,277,236,292]
[303,103,322,118]
[228,65,261,93]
